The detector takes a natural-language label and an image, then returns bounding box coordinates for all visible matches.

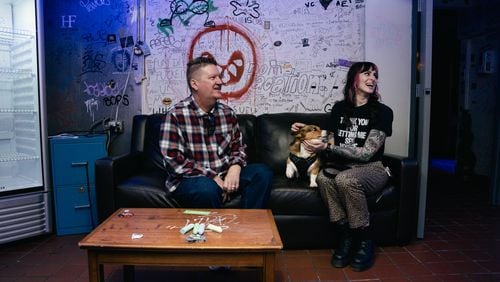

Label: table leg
[87,251,100,282]
[123,265,135,282]
[263,253,275,282]
[99,264,104,282]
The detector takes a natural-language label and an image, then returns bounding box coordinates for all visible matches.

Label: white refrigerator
[0,0,51,244]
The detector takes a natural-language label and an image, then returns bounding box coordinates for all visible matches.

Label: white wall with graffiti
[43,0,412,156]
[143,0,365,115]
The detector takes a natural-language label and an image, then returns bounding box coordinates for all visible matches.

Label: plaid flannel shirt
[159,95,247,192]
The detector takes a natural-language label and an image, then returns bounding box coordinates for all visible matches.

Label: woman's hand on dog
[291,122,306,133]
[302,138,328,153]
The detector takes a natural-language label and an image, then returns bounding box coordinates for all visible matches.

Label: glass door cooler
[0,0,51,244]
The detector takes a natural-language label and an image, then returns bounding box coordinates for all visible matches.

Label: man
[159,56,272,208]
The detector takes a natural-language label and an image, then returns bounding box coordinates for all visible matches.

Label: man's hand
[223,165,241,193]
[302,138,328,154]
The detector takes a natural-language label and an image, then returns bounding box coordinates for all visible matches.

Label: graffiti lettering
[149,34,182,50]
[103,95,129,107]
[254,74,323,95]
[324,103,333,113]
[80,0,111,12]
[83,81,122,97]
[85,98,99,121]
[81,48,106,75]
[61,15,76,28]
[336,0,352,7]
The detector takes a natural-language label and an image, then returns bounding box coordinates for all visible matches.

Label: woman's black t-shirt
[328,100,393,165]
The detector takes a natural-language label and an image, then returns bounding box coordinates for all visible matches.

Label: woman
[291,62,393,271]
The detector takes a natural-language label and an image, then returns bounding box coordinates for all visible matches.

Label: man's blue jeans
[173,164,273,208]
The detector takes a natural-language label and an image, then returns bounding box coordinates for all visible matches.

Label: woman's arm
[329,129,387,162]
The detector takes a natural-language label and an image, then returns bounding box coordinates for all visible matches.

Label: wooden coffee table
[78,208,283,282]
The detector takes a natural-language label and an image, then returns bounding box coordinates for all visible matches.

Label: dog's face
[293,124,323,142]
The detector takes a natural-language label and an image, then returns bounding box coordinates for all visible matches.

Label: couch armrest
[382,154,418,245]
[95,152,146,222]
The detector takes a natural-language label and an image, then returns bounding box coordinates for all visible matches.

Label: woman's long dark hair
[341,62,381,127]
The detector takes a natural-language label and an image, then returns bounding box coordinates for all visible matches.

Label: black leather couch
[96,113,418,249]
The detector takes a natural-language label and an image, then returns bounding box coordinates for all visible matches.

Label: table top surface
[78,208,283,252]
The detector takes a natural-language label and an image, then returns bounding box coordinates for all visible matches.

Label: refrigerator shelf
[0,175,42,193]
[0,26,33,45]
[0,68,34,80]
[0,152,39,162]
[0,108,37,113]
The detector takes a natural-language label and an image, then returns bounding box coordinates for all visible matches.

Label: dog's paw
[286,162,299,178]
[309,174,318,187]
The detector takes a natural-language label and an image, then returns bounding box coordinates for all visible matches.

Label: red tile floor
[1,172,499,281]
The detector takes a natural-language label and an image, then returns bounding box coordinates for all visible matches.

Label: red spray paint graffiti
[188,24,258,100]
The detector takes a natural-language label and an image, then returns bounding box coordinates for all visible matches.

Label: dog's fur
[286,125,333,187]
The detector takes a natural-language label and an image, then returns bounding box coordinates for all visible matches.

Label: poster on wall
[143,0,365,115]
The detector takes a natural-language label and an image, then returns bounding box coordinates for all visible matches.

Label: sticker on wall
[135,41,151,56]
[120,36,135,48]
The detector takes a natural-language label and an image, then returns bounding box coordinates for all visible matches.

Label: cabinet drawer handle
[71,161,88,167]
[74,205,90,209]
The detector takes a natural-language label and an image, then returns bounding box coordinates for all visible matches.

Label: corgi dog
[286,124,332,187]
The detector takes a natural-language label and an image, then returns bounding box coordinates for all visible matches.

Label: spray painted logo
[157,0,218,37]
[188,23,258,100]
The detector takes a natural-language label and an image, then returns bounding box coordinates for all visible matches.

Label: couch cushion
[269,176,397,216]
[116,170,180,208]
[269,176,329,216]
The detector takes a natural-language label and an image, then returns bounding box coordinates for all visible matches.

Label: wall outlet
[105,120,124,134]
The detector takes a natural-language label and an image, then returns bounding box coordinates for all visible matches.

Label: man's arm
[227,113,247,168]
[329,129,387,162]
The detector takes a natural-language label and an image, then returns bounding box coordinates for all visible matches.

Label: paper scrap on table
[131,233,144,240]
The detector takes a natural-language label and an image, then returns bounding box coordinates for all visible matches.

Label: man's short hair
[186,56,218,92]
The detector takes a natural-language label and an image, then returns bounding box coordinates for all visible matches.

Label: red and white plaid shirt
[159,95,247,192]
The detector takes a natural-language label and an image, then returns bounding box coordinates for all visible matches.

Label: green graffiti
[157,18,174,37]
[156,0,218,37]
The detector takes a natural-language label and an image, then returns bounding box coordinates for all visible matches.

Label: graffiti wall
[143,0,365,114]
[45,2,140,122]
[44,0,144,154]
[43,0,375,155]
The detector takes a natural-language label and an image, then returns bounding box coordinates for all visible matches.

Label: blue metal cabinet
[49,134,107,235]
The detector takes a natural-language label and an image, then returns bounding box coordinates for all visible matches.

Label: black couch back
[131,113,332,175]
[130,114,165,173]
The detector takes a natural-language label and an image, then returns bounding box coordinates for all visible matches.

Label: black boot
[350,228,375,272]
[331,223,353,268]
